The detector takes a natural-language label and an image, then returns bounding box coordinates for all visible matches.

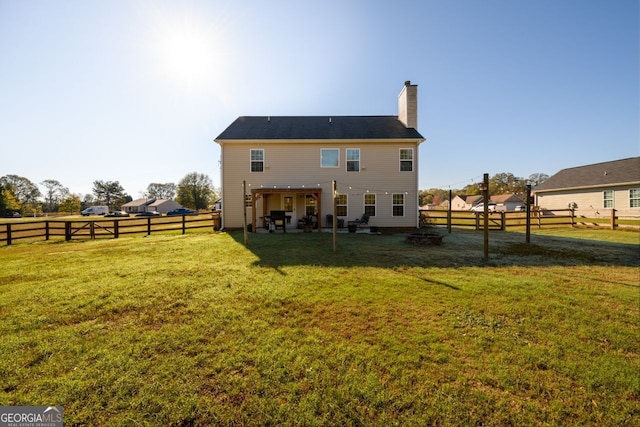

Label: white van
[81,206,109,216]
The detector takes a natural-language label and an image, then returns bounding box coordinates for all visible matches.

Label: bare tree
[40,179,69,212]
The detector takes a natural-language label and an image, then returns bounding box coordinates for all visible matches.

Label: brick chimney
[398,80,418,129]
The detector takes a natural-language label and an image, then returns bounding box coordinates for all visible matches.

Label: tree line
[418,172,549,206]
[0,172,219,216]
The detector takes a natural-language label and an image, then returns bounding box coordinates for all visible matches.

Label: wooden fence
[0,213,221,246]
[419,208,635,231]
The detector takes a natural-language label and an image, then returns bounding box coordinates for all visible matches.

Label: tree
[489,172,527,195]
[146,183,177,199]
[0,188,21,215]
[419,188,450,206]
[40,179,69,212]
[92,180,127,209]
[528,173,549,187]
[0,175,41,206]
[177,172,215,210]
[59,195,82,214]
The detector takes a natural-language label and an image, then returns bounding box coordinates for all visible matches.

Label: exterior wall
[150,199,182,214]
[536,185,640,218]
[219,140,421,228]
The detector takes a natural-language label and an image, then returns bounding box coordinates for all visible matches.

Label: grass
[0,227,638,425]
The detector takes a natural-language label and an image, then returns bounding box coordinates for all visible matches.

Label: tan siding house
[215,82,425,230]
[534,157,640,218]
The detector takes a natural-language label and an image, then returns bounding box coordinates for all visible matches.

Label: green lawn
[1,228,638,426]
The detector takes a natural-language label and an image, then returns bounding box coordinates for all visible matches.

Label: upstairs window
[630,188,640,208]
[321,149,339,168]
[250,149,264,172]
[400,149,413,172]
[603,190,614,208]
[346,149,360,172]
[364,193,376,216]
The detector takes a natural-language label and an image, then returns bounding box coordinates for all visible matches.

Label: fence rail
[419,208,638,231]
[0,213,221,246]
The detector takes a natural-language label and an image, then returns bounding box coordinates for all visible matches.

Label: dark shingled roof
[215,116,425,141]
[534,157,640,192]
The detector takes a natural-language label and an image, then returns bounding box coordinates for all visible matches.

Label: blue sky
[1,0,638,197]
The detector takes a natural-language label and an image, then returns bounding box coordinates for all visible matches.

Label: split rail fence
[419,208,634,231]
[0,213,221,246]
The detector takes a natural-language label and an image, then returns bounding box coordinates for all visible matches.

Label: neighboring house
[121,198,182,214]
[534,157,640,218]
[214,81,426,230]
[148,199,182,214]
[122,198,156,214]
[451,195,483,210]
[491,193,525,211]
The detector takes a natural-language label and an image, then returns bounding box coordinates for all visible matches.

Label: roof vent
[329,117,332,125]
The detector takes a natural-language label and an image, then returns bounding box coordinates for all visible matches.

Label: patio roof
[249,188,323,233]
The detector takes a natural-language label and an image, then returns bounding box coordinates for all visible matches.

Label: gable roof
[215,116,425,141]
[534,157,640,192]
[491,194,524,203]
[122,198,155,207]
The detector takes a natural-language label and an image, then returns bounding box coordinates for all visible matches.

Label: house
[490,193,525,211]
[121,198,182,214]
[534,157,640,218]
[214,81,426,230]
[122,198,156,214]
[148,199,182,214]
[451,195,483,210]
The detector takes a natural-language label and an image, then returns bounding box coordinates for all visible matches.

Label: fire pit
[406,232,443,245]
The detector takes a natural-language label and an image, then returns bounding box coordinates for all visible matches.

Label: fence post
[147,217,152,236]
[65,221,71,241]
[182,215,186,235]
[114,220,119,239]
[611,209,617,230]
[571,209,575,228]
[90,222,95,239]
[6,224,11,246]
[500,211,505,231]
[45,221,50,241]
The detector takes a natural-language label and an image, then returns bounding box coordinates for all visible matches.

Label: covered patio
[249,188,323,233]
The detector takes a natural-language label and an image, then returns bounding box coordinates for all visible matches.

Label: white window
[400,148,413,172]
[321,149,339,168]
[392,194,404,216]
[336,194,348,217]
[630,188,640,208]
[346,149,360,172]
[603,190,614,208]
[364,193,376,216]
[250,149,264,172]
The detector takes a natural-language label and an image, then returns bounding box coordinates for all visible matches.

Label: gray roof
[534,157,640,192]
[215,116,425,141]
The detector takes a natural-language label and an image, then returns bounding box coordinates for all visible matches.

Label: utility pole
[479,173,489,261]
[333,180,337,253]
[242,180,248,246]
[525,183,532,244]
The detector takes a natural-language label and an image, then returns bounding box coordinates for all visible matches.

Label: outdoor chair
[353,213,370,227]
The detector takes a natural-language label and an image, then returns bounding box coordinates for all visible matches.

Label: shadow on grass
[229,228,640,271]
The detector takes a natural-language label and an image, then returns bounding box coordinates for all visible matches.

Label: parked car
[136,211,161,217]
[105,211,130,217]
[514,205,525,211]
[471,203,497,212]
[4,211,21,218]
[167,208,197,216]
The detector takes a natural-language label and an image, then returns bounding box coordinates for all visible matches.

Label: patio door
[283,195,296,227]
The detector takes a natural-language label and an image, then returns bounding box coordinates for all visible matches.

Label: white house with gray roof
[214,82,426,230]
[534,157,640,218]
